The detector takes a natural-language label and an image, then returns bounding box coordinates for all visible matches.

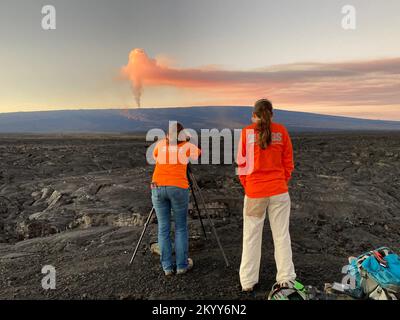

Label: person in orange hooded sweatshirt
[237,99,296,292]
[152,122,201,276]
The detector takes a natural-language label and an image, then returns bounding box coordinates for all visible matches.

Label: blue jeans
[151,186,190,272]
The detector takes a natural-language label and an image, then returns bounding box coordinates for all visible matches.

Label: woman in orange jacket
[237,99,296,291]
[152,122,201,276]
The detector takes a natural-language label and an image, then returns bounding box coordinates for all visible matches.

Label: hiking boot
[240,282,259,293]
[176,258,193,275]
[164,270,174,277]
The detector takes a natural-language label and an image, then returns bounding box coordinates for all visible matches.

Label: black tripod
[129,167,230,267]
[187,166,230,267]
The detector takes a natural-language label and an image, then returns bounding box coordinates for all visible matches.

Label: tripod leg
[189,172,230,267]
[129,207,155,265]
[190,185,207,240]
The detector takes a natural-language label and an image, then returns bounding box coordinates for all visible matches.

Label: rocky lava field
[0,132,400,299]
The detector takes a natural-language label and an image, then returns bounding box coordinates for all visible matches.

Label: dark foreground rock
[0,133,399,299]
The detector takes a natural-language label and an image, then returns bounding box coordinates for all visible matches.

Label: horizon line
[0,106,399,123]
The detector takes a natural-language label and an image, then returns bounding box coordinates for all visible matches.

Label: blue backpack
[346,247,400,300]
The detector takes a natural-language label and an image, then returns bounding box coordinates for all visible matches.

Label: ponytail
[254,99,273,149]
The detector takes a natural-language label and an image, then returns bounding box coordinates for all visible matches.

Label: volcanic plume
[120,49,149,107]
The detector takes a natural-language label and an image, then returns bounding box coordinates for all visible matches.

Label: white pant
[239,192,296,289]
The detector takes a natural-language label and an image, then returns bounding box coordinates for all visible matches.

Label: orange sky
[119,49,400,120]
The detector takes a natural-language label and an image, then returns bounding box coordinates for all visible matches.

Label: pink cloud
[120,49,400,111]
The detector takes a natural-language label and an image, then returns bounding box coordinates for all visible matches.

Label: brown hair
[254,99,273,149]
[167,122,185,144]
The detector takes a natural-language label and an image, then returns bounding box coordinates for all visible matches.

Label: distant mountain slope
[0,107,399,133]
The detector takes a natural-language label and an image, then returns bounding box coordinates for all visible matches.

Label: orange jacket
[152,139,201,189]
[237,122,294,198]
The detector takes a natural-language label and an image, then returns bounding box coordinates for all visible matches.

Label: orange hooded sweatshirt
[152,139,201,189]
[237,122,294,198]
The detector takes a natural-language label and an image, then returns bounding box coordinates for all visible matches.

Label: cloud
[121,49,400,109]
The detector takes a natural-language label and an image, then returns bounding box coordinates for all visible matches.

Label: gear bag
[268,280,309,300]
[346,247,400,300]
